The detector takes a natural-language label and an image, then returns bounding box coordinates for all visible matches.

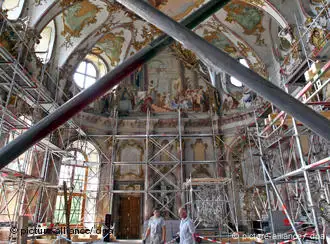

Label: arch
[67,140,100,162]
[54,140,100,228]
[33,1,67,32]
[241,0,289,29]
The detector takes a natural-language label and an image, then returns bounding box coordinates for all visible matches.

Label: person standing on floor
[144,209,166,244]
[178,207,195,244]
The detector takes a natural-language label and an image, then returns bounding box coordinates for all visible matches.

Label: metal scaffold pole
[145,109,150,220]
[292,116,322,243]
[178,109,184,205]
[253,113,275,237]
[109,109,118,216]
[260,158,303,244]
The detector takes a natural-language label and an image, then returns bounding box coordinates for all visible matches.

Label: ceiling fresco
[150,0,206,20]
[204,32,238,56]
[30,0,281,68]
[61,0,102,39]
[242,0,288,28]
[10,0,316,91]
[2,0,325,124]
[79,0,274,78]
[195,15,268,78]
[94,32,126,67]
[55,0,109,65]
[224,0,265,35]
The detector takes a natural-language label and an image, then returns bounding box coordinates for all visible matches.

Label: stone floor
[80,240,143,244]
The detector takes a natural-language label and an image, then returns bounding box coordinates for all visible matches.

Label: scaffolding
[183,177,233,238]
[104,105,243,239]
[0,1,329,242]
[0,9,237,241]
[0,12,111,242]
[279,3,330,85]
[246,6,330,243]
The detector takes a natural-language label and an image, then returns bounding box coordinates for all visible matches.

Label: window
[35,21,55,63]
[230,59,249,87]
[74,61,98,89]
[54,140,99,228]
[85,54,107,78]
[2,0,24,20]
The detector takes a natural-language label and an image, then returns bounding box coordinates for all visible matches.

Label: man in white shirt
[178,207,195,244]
[144,209,166,244]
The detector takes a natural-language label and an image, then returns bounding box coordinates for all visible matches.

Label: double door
[119,196,141,239]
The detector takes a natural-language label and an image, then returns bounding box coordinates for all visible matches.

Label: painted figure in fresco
[155,92,162,107]
[159,93,166,107]
[170,98,179,110]
[309,28,327,50]
[138,80,218,113]
[196,86,205,112]
[148,80,157,101]
[222,93,240,112]
[185,90,193,110]
[141,96,153,113]
[165,94,171,109]
[278,27,294,45]
[173,78,184,97]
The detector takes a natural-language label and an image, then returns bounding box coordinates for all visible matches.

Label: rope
[195,234,232,244]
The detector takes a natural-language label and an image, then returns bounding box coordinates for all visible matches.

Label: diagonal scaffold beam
[116,0,330,142]
[0,0,231,167]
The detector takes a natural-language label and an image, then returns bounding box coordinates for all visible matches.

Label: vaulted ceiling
[5,0,327,90]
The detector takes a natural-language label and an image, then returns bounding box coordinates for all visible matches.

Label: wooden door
[119,196,141,239]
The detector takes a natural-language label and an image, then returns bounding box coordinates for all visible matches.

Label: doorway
[118,196,141,239]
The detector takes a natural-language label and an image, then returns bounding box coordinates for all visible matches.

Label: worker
[178,207,195,244]
[144,209,166,244]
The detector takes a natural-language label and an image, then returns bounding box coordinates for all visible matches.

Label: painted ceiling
[5,0,327,88]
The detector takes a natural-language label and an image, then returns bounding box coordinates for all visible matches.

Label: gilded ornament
[243,0,265,7]
[131,25,162,51]
[61,0,101,41]
[170,43,198,69]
